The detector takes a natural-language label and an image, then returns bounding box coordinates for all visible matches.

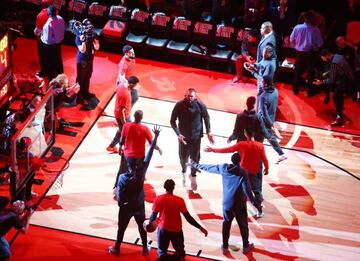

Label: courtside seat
[210,24,235,61]
[165,16,192,55]
[102,5,128,43]
[103,5,129,43]
[67,0,87,21]
[124,8,151,49]
[88,2,108,36]
[145,12,171,50]
[187,21,214,60]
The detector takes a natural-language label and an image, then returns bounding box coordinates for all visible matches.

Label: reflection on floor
[29,97,360,261]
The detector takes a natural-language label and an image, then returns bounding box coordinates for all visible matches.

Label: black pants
[115,204,147,249]
[179,138,201,176]
[110,117,130,148]
[248,171,263,204]
[76,59,93,100]
[37,40,46,75]
[333,83,345,117]
[43,43,63,80]
[293,51,314,93]
[131,89,139,106]
[157,228,185,258]
[223,205,249,248]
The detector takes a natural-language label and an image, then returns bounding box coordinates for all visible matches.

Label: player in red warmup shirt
[148,179,208,260]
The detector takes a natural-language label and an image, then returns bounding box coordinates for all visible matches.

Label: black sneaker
[108,246,120,256]
[242,243,254,254]
[221,244,230,255]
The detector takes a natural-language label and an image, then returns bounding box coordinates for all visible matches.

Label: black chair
[209,24,236,72]
[230,28,249,64]
[145,12,172,58]
[87,2,109,36]
[187,21,215,69]
[165,16,193,60]
[124,8,151,52]
[67,0,87,21]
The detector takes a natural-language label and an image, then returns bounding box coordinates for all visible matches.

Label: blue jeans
[157,228,185,258]
[0,237,11,259]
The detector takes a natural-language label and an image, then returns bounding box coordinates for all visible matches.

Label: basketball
[143,219,158,233]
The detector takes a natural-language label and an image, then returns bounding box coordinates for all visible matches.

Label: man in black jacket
[170,88,214,191]
[228,96,264,143]
[108,126,161,257]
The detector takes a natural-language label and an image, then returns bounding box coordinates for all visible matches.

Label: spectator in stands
[108,126,161,257]
[34,0,52,77]
[190,153,261,255]
[148,179,208,260]
[182,0,204,20]
[258,75,287,163]
[40,5,65,80]
[75,19,100,106]
[0,200,33,259]
[211,0,229,24]
[313,49,355,126]
[231,29,259,84]
[244,0,268,28]
[269,0,296,38]
[107,76,139,153]
[145,0,166,13]
[355,43,360,103]
[228,96,264,144]
[269,0,296,61]
[170,88,215,191]
[117,45,139,106]
[290,10,323,95]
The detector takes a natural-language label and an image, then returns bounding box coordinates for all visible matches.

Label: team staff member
[107,76,139,153]
[108,126,161,257]
[148,179,208,260]
[205,128,269,218]
[40,5,65,80]
[190,153,260,255]
[34,0,52,77]
[117,45,138,105]
[75,19,100,104]
[313,49,354,126]
[170,88,214,191]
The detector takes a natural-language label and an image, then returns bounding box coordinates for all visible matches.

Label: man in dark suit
[257,21,277,69]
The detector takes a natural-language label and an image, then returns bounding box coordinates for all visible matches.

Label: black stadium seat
[209,24,236,72]
[165,16,193,57]
[124,8,151,50]
[145,12,172,51]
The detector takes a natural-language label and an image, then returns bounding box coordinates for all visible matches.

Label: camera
[68,18,96,42]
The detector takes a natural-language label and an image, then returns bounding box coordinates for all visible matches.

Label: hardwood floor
[30,97,360,261]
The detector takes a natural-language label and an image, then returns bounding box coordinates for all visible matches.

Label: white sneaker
[276,154,288,164]
[189,175,197,191]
